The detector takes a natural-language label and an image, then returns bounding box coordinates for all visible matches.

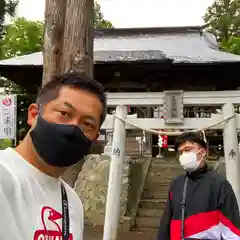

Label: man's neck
[15,136,66,178]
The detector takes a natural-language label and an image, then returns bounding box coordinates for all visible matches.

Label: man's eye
[58,110,69,117]
[83,122,94,129]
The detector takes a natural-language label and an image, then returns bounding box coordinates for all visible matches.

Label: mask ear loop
[29,105,41,129]
[201,130,208,163]
[36,104,42,118]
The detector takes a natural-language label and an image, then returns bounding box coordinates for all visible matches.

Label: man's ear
[27,104,38,127]
[202,149,207,158]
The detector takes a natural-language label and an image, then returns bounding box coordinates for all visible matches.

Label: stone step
[125,140,141,156]
[135,217,160,229]
[145,179,172,186]
[146,167,183,183]
[145,181,172,188]
[147,172,177,179]
[139,199,166,209]
[144,183,170,192]
[151,158,177,164]
[142,189,169,199]
[149,162,181,169]
[148,166,183,175]
[148,165,182,173]
[149,168,183,175]
[138,208,164,217]
[145,174,175,185]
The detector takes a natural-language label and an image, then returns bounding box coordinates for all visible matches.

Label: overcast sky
[16,0,215,28]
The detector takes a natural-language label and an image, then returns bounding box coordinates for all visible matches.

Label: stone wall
[125,157,152,226]
[61,143,105,187]
[62,161,85,187]
[74,154,131,226]
[65,154,227,230]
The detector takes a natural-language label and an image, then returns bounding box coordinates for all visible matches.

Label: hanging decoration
[162,135,168,149]
[158,135,163,148]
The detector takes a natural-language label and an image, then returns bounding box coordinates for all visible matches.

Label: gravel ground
[84,227,157,240]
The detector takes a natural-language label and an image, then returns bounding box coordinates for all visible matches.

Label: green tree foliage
[0,2,113,140]
[0,18,43,140]
[94,1,114,28]
[0,1,112,60]
[1,2,112,61]
[221,36,240,54]
[0,0,18,35]
[203,0,240,41]
[0,139,12,149]
[0,0,18,58]
[1,18,43,59]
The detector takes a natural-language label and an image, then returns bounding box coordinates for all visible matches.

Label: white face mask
[179,151,201,172]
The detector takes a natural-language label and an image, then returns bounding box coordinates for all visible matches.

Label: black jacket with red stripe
[157,165,240,240]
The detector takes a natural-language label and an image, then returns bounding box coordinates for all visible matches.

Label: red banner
[162,135,168,149]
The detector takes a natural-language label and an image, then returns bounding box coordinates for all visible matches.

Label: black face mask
[30,116,93,167]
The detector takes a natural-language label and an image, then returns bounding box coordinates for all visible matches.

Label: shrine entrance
[102,90,240,206]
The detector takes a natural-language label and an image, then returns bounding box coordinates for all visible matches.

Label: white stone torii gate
[102,90,240,240]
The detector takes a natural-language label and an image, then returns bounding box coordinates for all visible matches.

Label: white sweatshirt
[0,147,84,240]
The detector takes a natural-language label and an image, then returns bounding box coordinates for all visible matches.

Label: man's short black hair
[36,71,107,126]
[175,132,207,151]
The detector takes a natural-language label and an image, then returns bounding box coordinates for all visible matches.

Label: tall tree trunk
[61,0,94,78]
[42,0,66,85]
[43,0,94,85]
[43,0,94,185]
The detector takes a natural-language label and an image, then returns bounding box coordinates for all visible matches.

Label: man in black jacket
[157,132,240,240]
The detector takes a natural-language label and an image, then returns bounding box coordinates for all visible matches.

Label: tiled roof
[0,26,240,65]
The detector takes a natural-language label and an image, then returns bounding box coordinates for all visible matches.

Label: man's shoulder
[171,169,228,187]
[204,169,235,195]
[172,174,185,183]
[0,151,18,194]
[0,148,16,169]
[0,149,16,179]
[207,169,227,185]
[170,174,186,189]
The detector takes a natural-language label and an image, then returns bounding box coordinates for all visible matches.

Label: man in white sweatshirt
[0,71,106,240]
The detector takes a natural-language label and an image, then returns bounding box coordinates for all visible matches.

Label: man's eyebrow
[63,101,76,112]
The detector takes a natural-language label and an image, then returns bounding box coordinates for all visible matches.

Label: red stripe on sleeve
[171,210,219,240]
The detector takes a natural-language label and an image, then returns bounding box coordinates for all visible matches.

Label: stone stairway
[135,158,184,229]
[125,136,141,157]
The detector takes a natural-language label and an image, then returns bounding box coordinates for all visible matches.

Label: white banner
[0,94,17,139]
